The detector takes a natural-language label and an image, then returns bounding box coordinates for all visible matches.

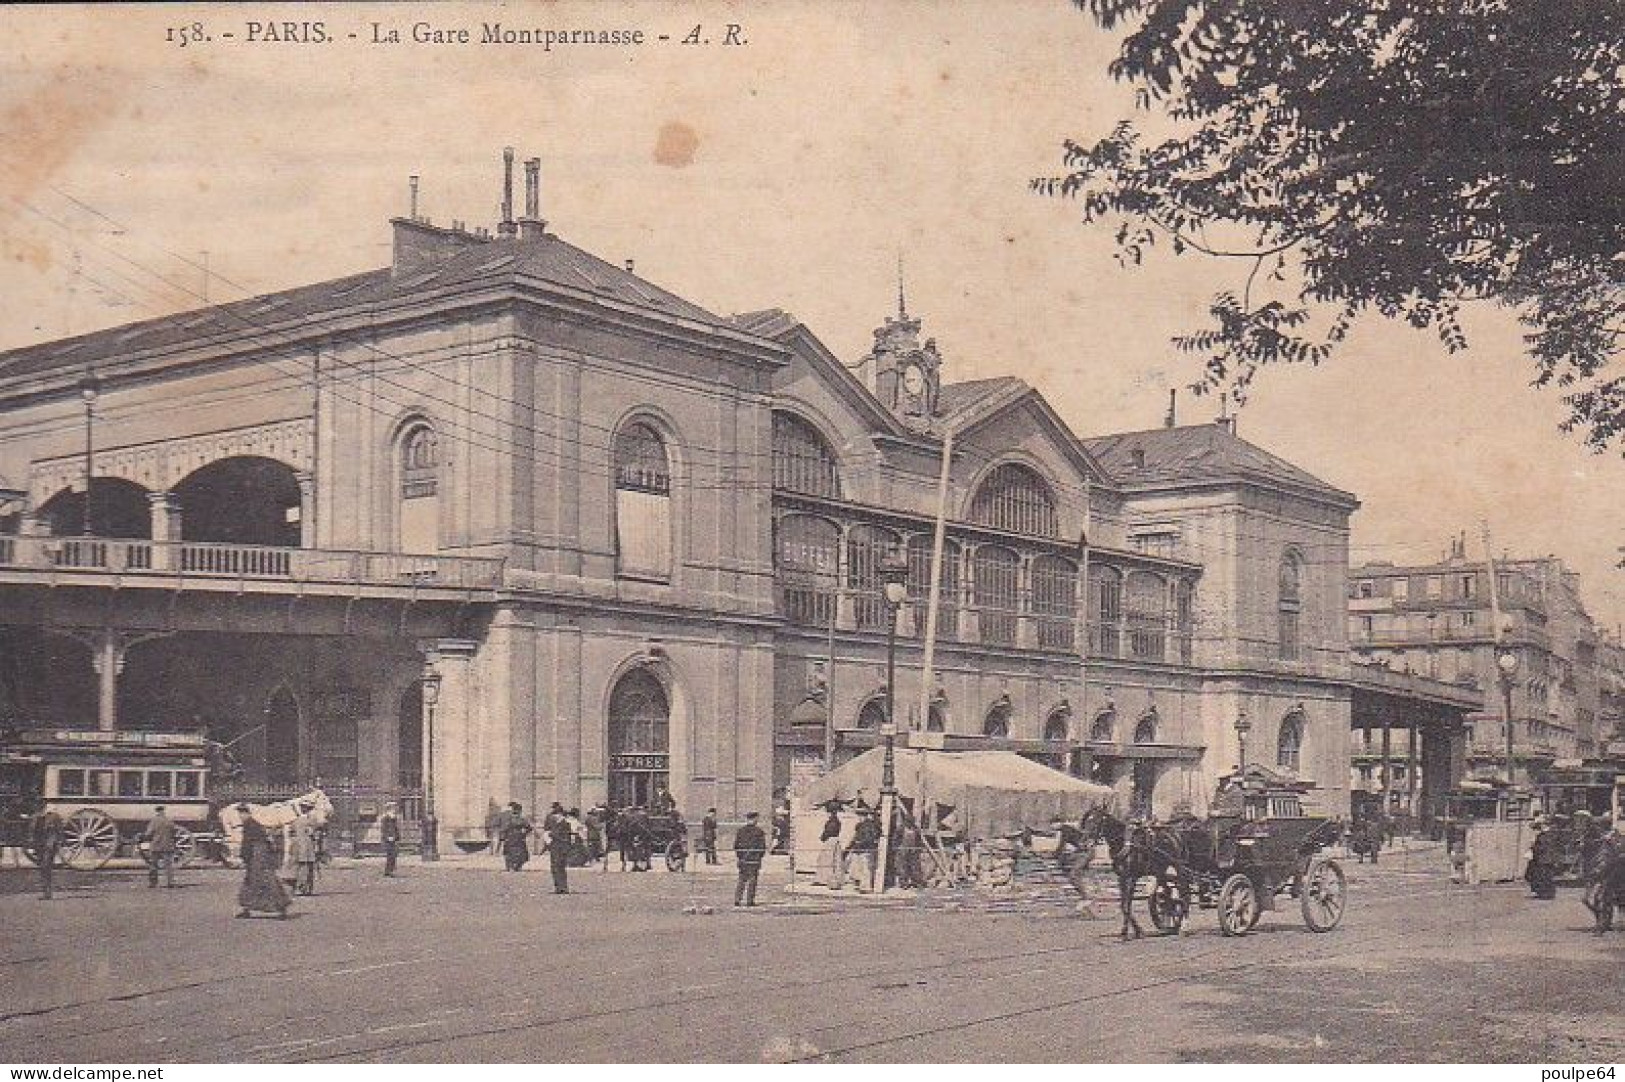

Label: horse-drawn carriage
[0,728,216,868]
[611,808,688,871]
[1092,768,1348,938]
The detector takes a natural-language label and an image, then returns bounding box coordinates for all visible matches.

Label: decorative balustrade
[0,536,504,590]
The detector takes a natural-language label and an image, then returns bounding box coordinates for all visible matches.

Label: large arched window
[1089,565,1124,658]
[1278,709,1305,772]
[608,667,670,809]
[847,524,902,631]
[178,456,303,548]
[771,412,842,498]
[1133,709,1158,745]
[855,696,887,730]
[1278,550,1304,661]
[398,423,440,555]
[776,514,840,626]
[927,696,947,733]
[1044,705,1071,742]
[1125,571,1168,661]
[973,545,1021,646]
[969,463,1057,537]
[984,697,1012,738]
[907,534,961,641]
[1090,709,1117,743]
[1032,555,1078,651]
[614,422,672,580]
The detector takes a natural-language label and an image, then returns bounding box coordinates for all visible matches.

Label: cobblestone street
[2,853,1620,1063]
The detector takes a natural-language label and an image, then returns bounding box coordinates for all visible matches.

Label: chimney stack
[518,157,546,240]
[624,259,635,274]
[408,175,420,221]
[1164,388,1177,429]
[499,146,517,236]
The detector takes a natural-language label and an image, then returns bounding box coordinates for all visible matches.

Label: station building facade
[0,173,1359,846]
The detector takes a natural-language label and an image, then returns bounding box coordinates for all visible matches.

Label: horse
[216,789,334,865]
[1079,806,1191,940]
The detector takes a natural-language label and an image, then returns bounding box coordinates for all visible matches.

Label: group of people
[814,801,885,892]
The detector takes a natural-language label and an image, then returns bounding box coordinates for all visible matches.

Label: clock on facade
[902,363,926,396]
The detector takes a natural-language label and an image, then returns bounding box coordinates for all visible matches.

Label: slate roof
[727,308,801,338]
[1084,422,1354,503]
[935,376,1025,420]
[0,231,736,383]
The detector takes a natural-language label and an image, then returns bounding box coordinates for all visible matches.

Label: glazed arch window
[771,412,842,498]
[1278,710,1306,772]
[614,421,673,581]
[969,463,1057,538]
[398,422,441,555]
[1090,710,1116,743]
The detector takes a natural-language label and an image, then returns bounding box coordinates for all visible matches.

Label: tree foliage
[1035,0,1625,450]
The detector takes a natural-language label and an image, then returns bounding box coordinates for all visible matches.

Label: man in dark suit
[547,811,573,894]
[379,804,401,877]
[142,805,178,888]
[732,811,768,907]
[32,805,64,900]
[700,808,719,865]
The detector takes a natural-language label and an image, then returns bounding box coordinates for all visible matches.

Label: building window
[1044,707,1070,742]
[776,514,840,627]
[1358,615,1374,639]
[1032,555,1078,651]
[984,698,1012,738]
[847,524,902,631]
[1125,571,1167,661]
[973,545,1021,646]
[927,699,947,733]
[1357,580,1374,599]
[614,422,672,580]
[1133,709,1158,744]
[969,463,1057,538]
[1277,709,1305,772]
[398,422,440,555]
[1278,551,1303,662]
[1461,610,1476,628]
[1130,531,1178,558]
[906,535,960,641]
[1426,575,1443,600]
[608,668,670,810]
[1090,710,1116,743]
[856,696,887,730]
[1089,565,1124,657]
[1173,579,1195,663]
[1460,574,1477,600]
[1392,578,1409,602]
[771,412,841,498]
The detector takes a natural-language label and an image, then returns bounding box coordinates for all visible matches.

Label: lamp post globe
[1496,650,1518,790]
[420,666,442,862]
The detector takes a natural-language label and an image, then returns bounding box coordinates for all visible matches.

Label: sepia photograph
[0,0,1621,1069]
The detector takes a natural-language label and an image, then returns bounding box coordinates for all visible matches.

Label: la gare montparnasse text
[371,22,647,47]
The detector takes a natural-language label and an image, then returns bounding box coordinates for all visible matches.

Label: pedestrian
[487,800,511,859]
[771,798,791,855]
[565,807,590,866]
[32,804,63,900]
[733,810,768,907]
[379,803,400,877]
[141,805,178,889]
[501,802,533,871]
[547,810,573,894]
[815,803,844,887]
[235,805,291,919]
[287,813,318,896]
[625,806,652,872]
[845,810,882,892]
[700,808,719,865]
[586,803,607,864]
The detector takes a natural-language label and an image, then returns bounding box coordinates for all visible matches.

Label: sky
[1,1,1621,627]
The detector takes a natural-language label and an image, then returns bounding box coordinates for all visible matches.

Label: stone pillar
[1405,723,1419,818]
[425,639,480,846]
[1380,718,1393,817]
[296,471,316,549]
[88,629,119,732]
[148,492,181,570]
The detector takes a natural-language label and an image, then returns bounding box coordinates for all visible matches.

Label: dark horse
[1079,806,1191,940]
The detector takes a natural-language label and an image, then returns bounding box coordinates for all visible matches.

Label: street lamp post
[1496,649,1519,796]
[1235,709,1251,775]
[877,551,909,892]
[79,371,99,537]
[420,664,442,862]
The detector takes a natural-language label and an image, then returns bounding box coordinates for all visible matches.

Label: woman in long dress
[236,806,292,918]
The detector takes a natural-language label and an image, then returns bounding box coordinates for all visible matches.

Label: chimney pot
[624,259,635,274]
[408,175,420,220]
[499,147,517,236]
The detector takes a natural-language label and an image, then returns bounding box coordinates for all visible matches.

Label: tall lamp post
[877,551,909,892]
[420,664,442,862]
[1234,709,1251,774]
[1496,649,1519,797]
[79,370,99,537]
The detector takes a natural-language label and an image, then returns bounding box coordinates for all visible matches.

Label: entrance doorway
[607,668,670,810]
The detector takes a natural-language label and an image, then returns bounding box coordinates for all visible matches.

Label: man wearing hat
[379,803,401,877]
[845,809,882,893]
[142,805,178,889]
[732,811,769,907]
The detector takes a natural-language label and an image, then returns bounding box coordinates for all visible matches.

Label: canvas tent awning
[802,748,1117,840]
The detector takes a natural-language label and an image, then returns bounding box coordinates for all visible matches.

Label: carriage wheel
[1300,858,1347,932]
[1218,873,1259,937]
[664,840,687,873]
[142,827,197,868]
[1148,877,1187,934]
[62,810,119,870]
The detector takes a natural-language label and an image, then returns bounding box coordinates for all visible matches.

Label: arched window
[398,423,440,555]
[1090,709,1116,743]
[1133,709,1158,744]
[984,698,1012,738]
[856,696,887,730]
[1032,555,1078,650]
[847,524,902,631]
[1126,571,1168,661]
[973,545,1021,646]
[772,412,842,498]
[608,668,670,809]
[1278,709,1305,772]
[1044,706,1071,742]
[1278,551,1303,661]
[776,514,840,626]
[1173,578,1196,664]
[907,534,961,641]
[969,463,1057,537]
[614,422,672,580]
[927,698,947,733]
[1089,565,1124,657]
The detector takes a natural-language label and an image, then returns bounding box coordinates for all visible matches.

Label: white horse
[217,789,334,864]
